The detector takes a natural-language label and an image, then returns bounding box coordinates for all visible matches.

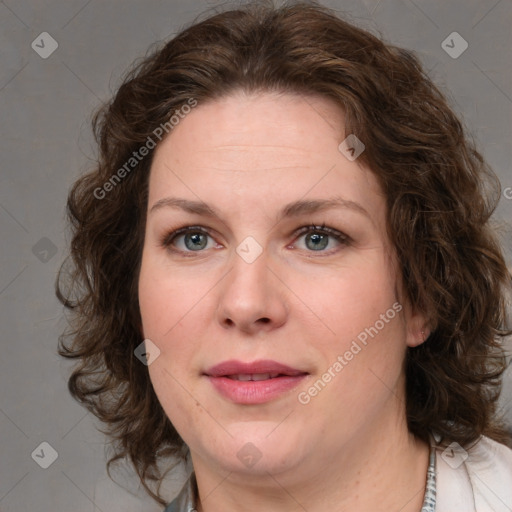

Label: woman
[57,1,512,511]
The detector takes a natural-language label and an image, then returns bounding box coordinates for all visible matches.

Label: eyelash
[160,225,213,255]
[159,223,351,256]
[291,224,350,254]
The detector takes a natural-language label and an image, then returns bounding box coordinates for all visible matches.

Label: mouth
[204,359,307,378]
[224,372,293,381]
[204,359,309,404]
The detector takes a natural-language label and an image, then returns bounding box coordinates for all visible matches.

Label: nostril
[221,316,273,329]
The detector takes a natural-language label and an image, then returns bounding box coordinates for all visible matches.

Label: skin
[138,91,431,512]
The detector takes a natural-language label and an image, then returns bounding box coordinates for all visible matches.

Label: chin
[203,427,306,476]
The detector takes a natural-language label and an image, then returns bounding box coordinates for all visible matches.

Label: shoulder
[436,435,512,512]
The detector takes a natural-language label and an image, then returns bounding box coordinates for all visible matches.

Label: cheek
[147,362,200,449]
[138,251,211,384]
[138,250,210,341]
[295,254,406,401]
[290,254,399,345]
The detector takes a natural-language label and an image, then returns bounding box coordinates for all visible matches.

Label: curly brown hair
[56,0,512,504]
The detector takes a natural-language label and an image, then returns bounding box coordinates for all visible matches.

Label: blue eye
[161,223,349,256]
[182,231,209,251]
[293,224,348,252]
[162,227,215,252]
[304,232,329,251]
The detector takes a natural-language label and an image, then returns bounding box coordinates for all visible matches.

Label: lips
[204,359,309,404]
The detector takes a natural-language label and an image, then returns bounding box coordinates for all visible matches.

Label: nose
[215,248,288,334]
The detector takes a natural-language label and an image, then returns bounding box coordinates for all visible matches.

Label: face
[138,91,424,479]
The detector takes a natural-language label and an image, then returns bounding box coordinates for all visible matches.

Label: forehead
[154,91,343,165]
[148,91,384,218]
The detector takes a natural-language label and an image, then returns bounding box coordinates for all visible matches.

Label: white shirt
[436,436,512,511]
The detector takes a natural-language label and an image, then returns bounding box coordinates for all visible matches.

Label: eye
[292,224,349,253]
[161,226,219,253]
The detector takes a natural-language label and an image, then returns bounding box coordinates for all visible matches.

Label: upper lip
[204,359,308,377]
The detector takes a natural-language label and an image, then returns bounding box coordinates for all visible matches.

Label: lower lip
[206,375,308,404]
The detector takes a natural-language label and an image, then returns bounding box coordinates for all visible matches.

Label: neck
[191,401,430,512]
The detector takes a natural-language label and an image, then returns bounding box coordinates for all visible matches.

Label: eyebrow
[149,196,371,222]
[150,197,217,216]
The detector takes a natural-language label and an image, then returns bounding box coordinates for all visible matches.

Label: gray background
[1,0,511,510]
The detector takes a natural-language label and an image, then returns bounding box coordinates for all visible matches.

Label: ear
[404,305,431,348]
